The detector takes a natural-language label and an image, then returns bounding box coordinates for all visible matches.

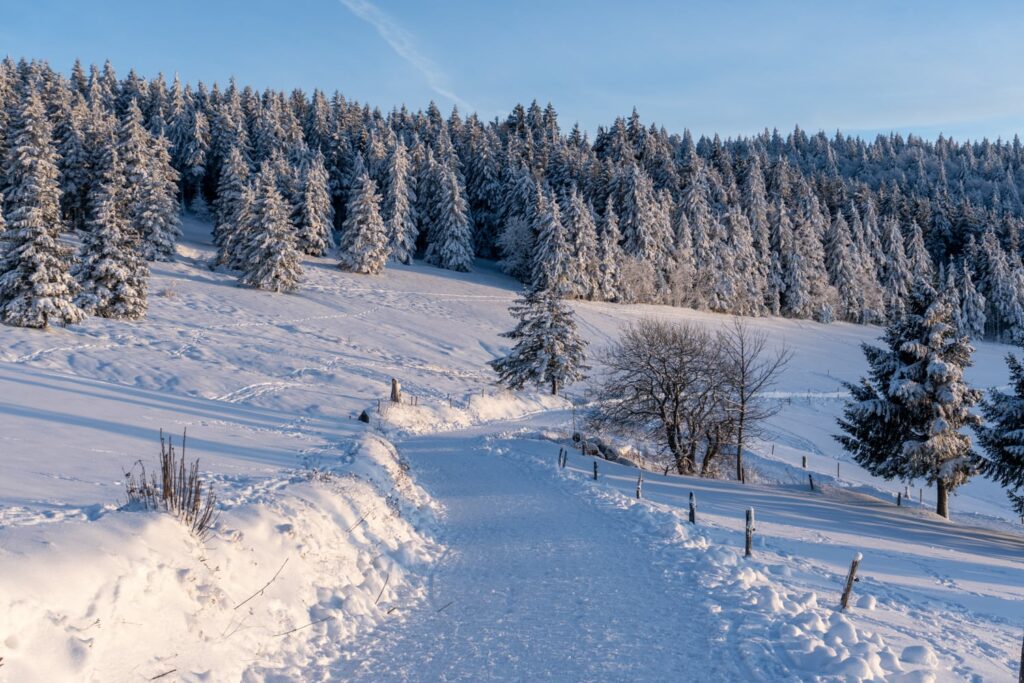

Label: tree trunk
[936,479,949,519]
[668,424,686,475]
[735,413,745,482]
[551,378,558,396]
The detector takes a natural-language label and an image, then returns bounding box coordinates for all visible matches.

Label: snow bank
[377,389,570,436]
[0,433,440,681]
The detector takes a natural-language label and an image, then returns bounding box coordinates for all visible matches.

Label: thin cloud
[338,0,472,111]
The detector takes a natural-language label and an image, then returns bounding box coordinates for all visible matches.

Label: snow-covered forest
[3,57,1024,337]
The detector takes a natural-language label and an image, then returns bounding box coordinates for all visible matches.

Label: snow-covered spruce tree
[236,163,303,292]
[489,287,588,396]
[117,99,151,217]
[975,351,1024,515]
[338,168,389,274]
[530,185,571,295]
[136,135,182,261]
[563,187,600,300]
[879,216,914,319]
[213,144,250,262]
[959,261,987,339]
[297,148,335,256]
[596,198,623,302]
[425,163,474,272]
[384,140,418,264]
[0,84,84,328]
[75,145,149,319]
[835,281,980,518]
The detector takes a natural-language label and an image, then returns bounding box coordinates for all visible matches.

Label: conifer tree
[836,281,980,518]
[959,261,987,338]
[562,186,600,299]
[597,198,622,301]
[213,147,251,267]
[0,85,84,328]
[975,352,1024,515]
[338,169,389,274]
[297,149,335,256]
[426,163,474,272]
[75,145,149,318]
[384,140,418,264]
[137,135,182,261]
[489,287,588,396]
[529,185,571,295]
[237,163,303,292]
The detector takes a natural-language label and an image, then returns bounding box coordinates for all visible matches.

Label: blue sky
[3,0,1023,141]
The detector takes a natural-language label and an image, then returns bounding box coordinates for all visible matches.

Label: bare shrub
[123,429,219,539]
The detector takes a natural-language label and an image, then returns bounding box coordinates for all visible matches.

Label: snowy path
[327,431,737,681]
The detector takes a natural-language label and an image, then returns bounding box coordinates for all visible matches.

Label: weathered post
[897,491,902,506]
[837,462,840,479]
[809,474,815,491]
[840,553,863,610]
[593,461,598,480]
[745,508,755,557]
[390,378,402,403]
[636,472,643,499]
[688,492,697,524]
[801,455,807,469]
[1017,629,1023,683]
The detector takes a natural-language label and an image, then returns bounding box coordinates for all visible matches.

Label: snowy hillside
[1,218,1022,681]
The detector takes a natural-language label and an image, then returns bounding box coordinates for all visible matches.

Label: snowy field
[1,216,1022,681]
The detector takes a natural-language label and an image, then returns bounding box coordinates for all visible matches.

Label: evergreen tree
[384,140,418,264]
[237,163,303,292]
[0,84,84,328]
[835,282,980,518]
[562,186,600,299]
[297,149,335,256]
[338,169,389,274]
[75,145,149,318]
[529,185,571,295]
[975,351,1024,515]
[596,198,622,301]
[959,261,987,338]
[879,216,914,319]
[136,135,182,261]
[425,163,474,272]
[489,287,588,395]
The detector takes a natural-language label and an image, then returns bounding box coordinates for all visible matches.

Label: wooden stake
[636,472,643,499]
[897,491,902,506]
[745,508,755,558]
[689,492,696,524]
[801,455,807,469]
[840,553,863,610]
[809,473,814,491]
[593,461,598,480]
[1018,629,1023,683]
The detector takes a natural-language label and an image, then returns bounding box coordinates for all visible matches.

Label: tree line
[3,58,1024,335]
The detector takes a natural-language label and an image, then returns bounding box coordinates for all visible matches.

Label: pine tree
[879,216,913,319]
[562,186,599,299]
[384,140,418,264]
[529,185,571,295]
[975,352,1024,515]
[597,198,622,301]
[425,163,474,272]
[0,84,84,328]
[959,261,987,338]
[489,287,588,396]
[835,281,980,518]
[338,169,389,274]
[137,135,182,261]
[297,149,335,256]
[237,163,303,292]
[75,145,149,318]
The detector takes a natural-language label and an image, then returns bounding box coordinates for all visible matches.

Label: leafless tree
[718,318,792,481]
[589,318,734,475]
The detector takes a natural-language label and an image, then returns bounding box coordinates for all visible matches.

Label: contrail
[338,0,473,111]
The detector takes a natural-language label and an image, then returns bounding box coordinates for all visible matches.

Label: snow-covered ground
[1,216,1021,681]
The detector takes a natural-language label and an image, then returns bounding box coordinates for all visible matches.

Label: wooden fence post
[837,462,840,479]
[689,492,696,524]
[745,508,755,557]
[1017,629,1023,683]
[809,474,815,491]
[636,472,643,499]
[840,553,863,610]
[390,378,401,403]
[897,491,902,506]
[593,461,598,480]
[801,455,807,469]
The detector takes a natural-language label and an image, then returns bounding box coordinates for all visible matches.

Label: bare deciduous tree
[720,318,792,481]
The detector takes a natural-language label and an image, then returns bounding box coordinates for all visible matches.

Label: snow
[0,215,1022,680]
